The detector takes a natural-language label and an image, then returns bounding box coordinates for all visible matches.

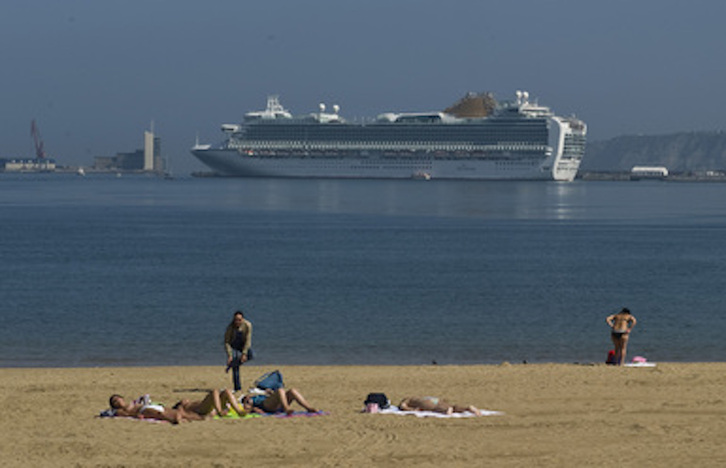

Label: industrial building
[93,129,164,173]
[1,158,56,172]
[0,120,56,172]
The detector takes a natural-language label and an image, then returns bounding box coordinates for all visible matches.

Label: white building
[3,158,56,172]
[631,166,668,179]
[144,130,155,171]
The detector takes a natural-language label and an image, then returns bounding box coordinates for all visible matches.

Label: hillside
[581,131,726,172]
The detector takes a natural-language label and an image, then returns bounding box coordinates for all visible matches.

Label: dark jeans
[231,350,242,391]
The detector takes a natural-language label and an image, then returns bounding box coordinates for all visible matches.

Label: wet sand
[2,363,726,467]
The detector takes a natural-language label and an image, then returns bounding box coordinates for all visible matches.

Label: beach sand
[2,363,726,467]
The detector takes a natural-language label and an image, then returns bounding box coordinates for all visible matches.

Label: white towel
[377,405,503,418]
[624,362,657,367]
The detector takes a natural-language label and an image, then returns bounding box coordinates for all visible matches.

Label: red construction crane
[30,119,46,159]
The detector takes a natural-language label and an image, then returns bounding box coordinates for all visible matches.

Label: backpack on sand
[254,370,284,390]
[363,393,390,409]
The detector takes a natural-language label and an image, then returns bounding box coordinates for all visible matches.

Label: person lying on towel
[242,387,318,415]
[172,388,246,419]
[399,396,481,416]
[108,394,196,424]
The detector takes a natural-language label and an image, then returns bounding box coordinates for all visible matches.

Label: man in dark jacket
[224,310,253,391]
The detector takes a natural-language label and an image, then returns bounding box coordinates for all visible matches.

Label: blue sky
[1,1,724,173]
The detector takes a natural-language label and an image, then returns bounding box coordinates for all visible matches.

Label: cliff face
[581,131,726,172]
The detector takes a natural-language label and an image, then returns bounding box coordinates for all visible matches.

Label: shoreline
[4,363,726,466]
[2,357,725,369]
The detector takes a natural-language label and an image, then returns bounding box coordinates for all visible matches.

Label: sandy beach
[2,363,726,467]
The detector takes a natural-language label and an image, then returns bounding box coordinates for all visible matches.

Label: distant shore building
[630,166,669,180]
[93,127,163,173]
[1,158,56,172]
[1,119,57,172]
[144,130,155,171]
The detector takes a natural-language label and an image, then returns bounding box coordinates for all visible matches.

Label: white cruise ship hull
[192,147,579,181]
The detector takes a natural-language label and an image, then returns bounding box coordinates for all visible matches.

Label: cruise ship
[191,91,586,181]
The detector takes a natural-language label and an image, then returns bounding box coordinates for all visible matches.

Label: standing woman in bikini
[606,307,637,365]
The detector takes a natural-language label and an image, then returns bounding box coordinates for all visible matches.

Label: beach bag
[364,393,390,409]
[254,370,284,390]
[606,350,616,365]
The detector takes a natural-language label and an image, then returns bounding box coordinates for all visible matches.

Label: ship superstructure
[192,91,586,181]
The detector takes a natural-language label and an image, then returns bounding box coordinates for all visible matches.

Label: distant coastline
[579,170,726,182]
[4,169,726,182]
[188,170,726,182]
[0,165,170,177]
[5,130,725,178]
[582,130,726,173]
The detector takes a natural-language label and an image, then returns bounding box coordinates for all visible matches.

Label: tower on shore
[92,123,164,173]
[144,130,154,171]
[143,122,162,172]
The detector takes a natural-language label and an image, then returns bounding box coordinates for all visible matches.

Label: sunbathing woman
[109,394,192,424]
[172,388,246,419]
[606,307,637,365]
[399,396,482,415]
[242,388,318,415]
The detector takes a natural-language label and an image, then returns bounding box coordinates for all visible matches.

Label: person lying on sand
[108,394,195,424]
[172,388,246,419]
[398,396,481,415]
[242,387,318,415]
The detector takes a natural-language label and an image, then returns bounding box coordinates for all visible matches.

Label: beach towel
[265,410,329,419]
[97,410,170,423]
[98,405,261,421]
[624,356,656,367]
[624,362,657,367]
[213,407,260,420]
[376,405,502,418]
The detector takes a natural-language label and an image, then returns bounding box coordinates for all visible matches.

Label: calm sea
[2,173,726,367]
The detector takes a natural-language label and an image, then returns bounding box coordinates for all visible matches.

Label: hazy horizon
[2,1,725,174]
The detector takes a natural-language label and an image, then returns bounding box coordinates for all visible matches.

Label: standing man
[224,310,253,392]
